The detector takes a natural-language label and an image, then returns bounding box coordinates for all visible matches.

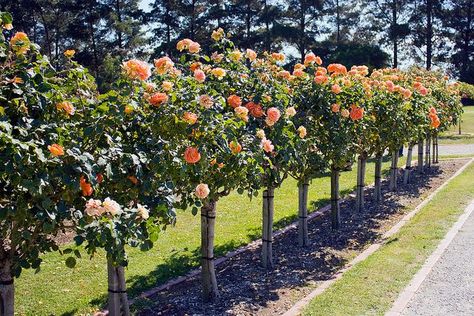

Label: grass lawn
[303,160,474,316]
[15,156,406,315]
[439,106,474,144]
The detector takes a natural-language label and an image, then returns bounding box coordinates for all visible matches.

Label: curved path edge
[282,158,474,316]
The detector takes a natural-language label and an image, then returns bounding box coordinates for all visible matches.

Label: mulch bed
[134,159,469,316]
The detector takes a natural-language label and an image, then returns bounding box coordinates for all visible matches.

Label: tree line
[1,0,472,91]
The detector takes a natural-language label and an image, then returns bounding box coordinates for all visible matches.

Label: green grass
[303,160,474,316]
[15,156,405,315]
[440,106,474,144]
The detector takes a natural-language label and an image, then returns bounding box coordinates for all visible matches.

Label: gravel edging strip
[386,199,474,316]
[281,158,474,316]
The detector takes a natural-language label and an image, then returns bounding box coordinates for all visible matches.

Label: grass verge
[15,156,406,315]
[439,106,474,144]
[303,160,474,316]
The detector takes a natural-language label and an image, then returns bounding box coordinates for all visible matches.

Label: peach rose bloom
[278,70,291,79]
[195,183,210,199]
[188,41,201,54]
[199,95,214,108]
[234,106,249,122]
[246,102,264,118]
[350,105,364,121]
[413,82,422,89]
[293,69,304,77]
[189,62,201,72]
[211,67,226,79]
[341,109,350,118]
[194,69,206,83]
[184,147,201,164]
[331,84,342,94]
[267,107,281,123]
[256,129,266,139]
[211,52,224,62]
[10,32,30,53]
[64,49,75,58]
[80,176,93,196]
[48,144,64,157]
[122,59,151,81]
[149,92,168,106]
[402,88,412,99]
[261,138,274,153]
[331,103,340,113]
[85,199,103,217]
[229,141,242,154]
[56,101,75,116]
[212,28,224,41]
[314,75,328,85]
[286,107,296,117]
[246,49,257,61]
[229,50,243,62]
[419,87,428,96]
[385,80,395,92]
[162,81,173,91]
[298,126,307,138]
[176,38,192,51]
[183,112,198,124]
[136,204,150,220]
[304,52,317,65]
[154,56,174,75]
[103,197,122,216]
[271,52,285,62]
[227,95,242,108]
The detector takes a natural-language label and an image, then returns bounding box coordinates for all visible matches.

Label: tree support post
[298,180,309,247]
[374,154,383,203]
[331,168,341,229]
[425,137,431,169]
[262,188,274,269]
[403,144,414,184]
[389,150,399,191]
[0,257,14,316]
[107,259,130,316]
[418,138,424,173]
[201,200,219,301]
[356,155,367,212]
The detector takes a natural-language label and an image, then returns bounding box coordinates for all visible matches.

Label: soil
[134,159,469,316]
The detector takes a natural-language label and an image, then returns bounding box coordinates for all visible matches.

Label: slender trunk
[435,134,439,163]
[403,144,414,184]
[459,120,462,135]
[418,138,424,173]
[331,168,340,229]
[201,200,218,301]
[298,180,309,247]
[107,259,130,316]
[0,257,14,316]
[262,188,274,268]
[426,0,433,70]
[425,136,431,168]
[389,151,399,191]
[374,154,383,203]
[431,135,437,164]
[356,155,367,212]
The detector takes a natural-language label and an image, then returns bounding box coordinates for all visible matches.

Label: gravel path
[402,203,474,315]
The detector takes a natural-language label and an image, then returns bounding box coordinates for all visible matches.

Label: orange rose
[190,62,202,72]
[64,49,75,58]
[162,81,173,91]
[245,102,264,118]
[80,176,93,197]
[176,38,192,51]
[341,109,350,118]
[327,63,347,75]
[122,59,151,81]
[314,75,328,85]
[56,101,75,116]
[261,138,274,153]
[234,106,249,122]
[154,56,174,75]
[188,41,201,54]
[229,141,242,154]
[183,112,198,124]
[331,84,342,94]
[227,95,242,108]
[194,69,206,83]
[331,103,340,113]
[199,95,214,108]
[10,32,30,54]
[195,183,210,199]
[266,107,281,124]
[48,144,64,157]
[419,87,428,96]
[96,173,104,184]
[149,92,168,106]
[128,175,139,185]
[246,49,257,61]
[184,147,201,164]
[211,67,226,79]
[350,104,364,121]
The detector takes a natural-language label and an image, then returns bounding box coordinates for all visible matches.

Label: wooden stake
[389,151,399,191]
[0,257,14,316]
[418,138,424,173]
[374,154,383,203]
[403,144,413,184]
[331,169,340,229]
[434,135,439,163]
[201,200,219,301]
[298,180,309,247]
[356,155,367,212]
[361,156,366,211]
[107,259,130,316]
[425,137,431,168]
[262,188,274,269]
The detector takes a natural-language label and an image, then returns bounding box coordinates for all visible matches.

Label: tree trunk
[262,188,274,268]
[425,137,431,168]
[374,154,383,203]
[356,155,367,212]
[331,168,340,229]
[403,144,414,184]
[389,150,399,191]
[298,180,309,247]
[0,257,14,316]
[107,259,130,316]
[459,120,462,135]
[201,200,218,301]
[433,135,439,163]
[418,138,424,173]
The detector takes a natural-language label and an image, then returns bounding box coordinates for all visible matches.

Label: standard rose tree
[0,15,98,315]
